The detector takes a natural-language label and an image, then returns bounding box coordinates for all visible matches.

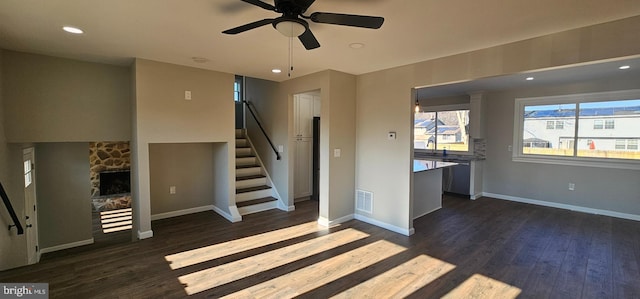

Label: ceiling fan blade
[222,18,275,34]
[310,12,384,29]
[298,29,320,50]
[241,0,276,11]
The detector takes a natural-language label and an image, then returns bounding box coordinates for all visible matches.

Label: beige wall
[356,15,640,234]
[35,143,93,249]
[149,143,217,215]
[132,59,236,238]
[483,75,640,216]
[2,51,131,142]
[246,70,357,223]
[0,50,28,270]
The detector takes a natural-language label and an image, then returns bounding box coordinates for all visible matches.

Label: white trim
[137,230,153,239]
[470,192,482,200]
[238,201,279,215]
[212,204,242,222]
[40,238,94,254]
[512,89,640,170]
[354,214,415,236]
[413,207,441,220]
[317,214,355,227]
[483,192,640,222]
[244,133,283,205]
[279,204,295,212]
[151,205,214,221]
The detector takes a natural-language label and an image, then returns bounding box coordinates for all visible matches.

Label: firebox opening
[99,170,131,196]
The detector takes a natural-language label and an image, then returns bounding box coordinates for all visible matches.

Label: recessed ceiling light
[272,69,282,74]
[526,77,535,81]
[62,26,84,34]
[349,43,365,49]
[619,65,631,70]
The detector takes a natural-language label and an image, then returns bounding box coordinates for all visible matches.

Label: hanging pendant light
[414,99,421,113]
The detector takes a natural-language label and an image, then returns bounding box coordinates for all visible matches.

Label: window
[594,120,603,129]
[414,107,470,153]
[605,119,615,129]
[546,121,555,129]
[234,75,243,102]
[24,160,32,188]
[514,89,640,169]
[546,120,564,130]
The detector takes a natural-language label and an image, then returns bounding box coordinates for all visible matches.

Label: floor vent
[356,190,373,213]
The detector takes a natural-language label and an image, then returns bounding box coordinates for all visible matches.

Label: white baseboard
[483,192,640,222]
[317,214,354,227]
[137,230,153,239]
[40,238,94,254]
[151,205,214,221]
[413,207,441,220]
[354,214,415,236]
[213,204,242,223]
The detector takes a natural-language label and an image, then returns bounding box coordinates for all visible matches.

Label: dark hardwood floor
[1,195,639,298]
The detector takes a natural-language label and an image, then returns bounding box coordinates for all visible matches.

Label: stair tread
[236,164,261,169]
[237,197,277,208]
[236,154,255,158]
[236,174,266,181]
[236,185,271,194]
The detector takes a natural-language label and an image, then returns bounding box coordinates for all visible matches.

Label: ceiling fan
[222,0,385,50]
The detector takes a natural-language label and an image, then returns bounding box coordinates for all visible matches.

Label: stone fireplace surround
[90,142,131,211]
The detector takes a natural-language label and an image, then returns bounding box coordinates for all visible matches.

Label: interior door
[23,147,39,264]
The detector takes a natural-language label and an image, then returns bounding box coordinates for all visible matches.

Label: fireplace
[99,170,131,196]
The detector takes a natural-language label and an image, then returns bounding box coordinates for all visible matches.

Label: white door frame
[23,147,39,264]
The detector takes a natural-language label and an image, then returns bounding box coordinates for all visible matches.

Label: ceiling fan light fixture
[274,20,306,37]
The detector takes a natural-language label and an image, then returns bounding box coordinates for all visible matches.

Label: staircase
[235,129,279,215]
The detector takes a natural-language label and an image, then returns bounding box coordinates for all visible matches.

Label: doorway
[293,91,321,202]
[23,147,39,264]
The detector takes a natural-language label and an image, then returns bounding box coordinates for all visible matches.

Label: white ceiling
[1,0,640,83]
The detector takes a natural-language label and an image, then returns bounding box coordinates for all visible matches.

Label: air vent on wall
[356,190,373,213]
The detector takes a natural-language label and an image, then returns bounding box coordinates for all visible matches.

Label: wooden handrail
[1,181,24,235]
[243,101,281,160]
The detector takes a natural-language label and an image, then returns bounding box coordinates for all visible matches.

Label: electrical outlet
[334,148,341,158]
[568,183,575,191]
[170,186,176,194]
[184,90,192,100]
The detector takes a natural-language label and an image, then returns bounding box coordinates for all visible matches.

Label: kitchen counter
[413,159,458,172]
[412,159,458,220]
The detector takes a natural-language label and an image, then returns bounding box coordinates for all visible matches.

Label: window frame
[513,89,640,170]
[414,104,471,154]
[234,75,243,102]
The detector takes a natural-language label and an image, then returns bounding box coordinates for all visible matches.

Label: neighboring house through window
[513,89,640,169]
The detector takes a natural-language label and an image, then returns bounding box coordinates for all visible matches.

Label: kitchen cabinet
[294,94,315,138]
[293,94,318,198]
[294,130,313,198]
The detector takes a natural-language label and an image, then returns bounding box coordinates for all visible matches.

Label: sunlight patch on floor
[331,254,456,298]
[100,208,132,234]
[166,221,327,270]
[179,228,370,295]
[442,273,522,299]
[220,240,407,299]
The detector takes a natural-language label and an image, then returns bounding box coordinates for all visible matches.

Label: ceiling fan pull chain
[288,36,294,77]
